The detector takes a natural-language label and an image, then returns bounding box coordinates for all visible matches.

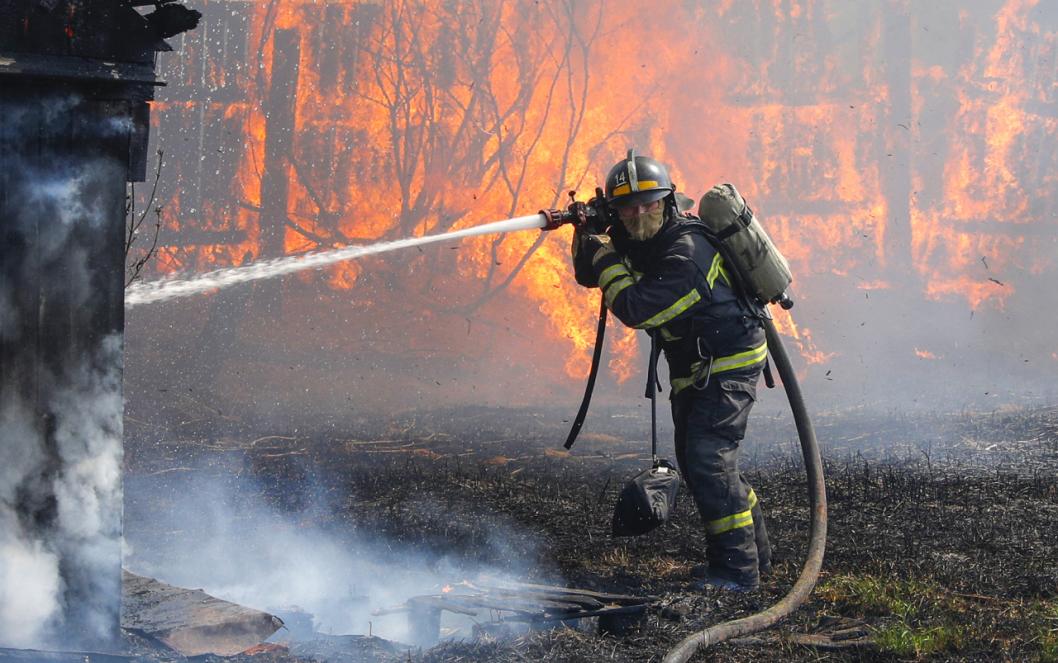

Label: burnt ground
[122,404,1058,662]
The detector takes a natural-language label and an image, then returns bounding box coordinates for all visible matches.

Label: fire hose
[662,316,828,662]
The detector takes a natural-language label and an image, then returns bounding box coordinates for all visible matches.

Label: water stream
[125,214,548,307]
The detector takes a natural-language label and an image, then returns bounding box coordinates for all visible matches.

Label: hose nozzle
[539,206,576,230]
[540,189,612,234]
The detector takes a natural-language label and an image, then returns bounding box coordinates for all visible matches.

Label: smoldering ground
[122,452,561,644]
[119,403,1058,662]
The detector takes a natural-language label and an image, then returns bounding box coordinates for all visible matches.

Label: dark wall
[0,0,155,63]
[0,89,131,648]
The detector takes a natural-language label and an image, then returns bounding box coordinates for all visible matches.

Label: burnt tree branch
[125,149,166,287]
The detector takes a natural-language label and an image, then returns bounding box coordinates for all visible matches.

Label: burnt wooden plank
[501,604,650,623]
[259,28,299,260]
[472,588,605,610]
[452,596,589,615]
[475,581,658,605]
[121,570,282,657]
[406,596,478,617]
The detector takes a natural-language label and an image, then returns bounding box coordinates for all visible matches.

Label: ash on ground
[113,404,1058,662]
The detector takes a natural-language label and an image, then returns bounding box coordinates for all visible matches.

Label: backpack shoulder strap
[674,213,768,321]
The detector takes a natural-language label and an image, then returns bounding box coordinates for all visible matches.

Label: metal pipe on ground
[663,317,828,663]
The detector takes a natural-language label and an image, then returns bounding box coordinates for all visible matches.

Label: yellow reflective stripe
[604,276,634,308]
[670,341,769,394]
[611,180,660,197]
[633,288,701,330]
[706,491,759,534]
[706,253,724,289]
[719,265,732,287]
[670,375,695,393]
[706,507,754,535]
[710,341,768,373]
[598,263,631,290]
[659,326,681,342]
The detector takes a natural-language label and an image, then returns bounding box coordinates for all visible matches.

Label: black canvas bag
[611,459,680,537]
[611,333,680,537]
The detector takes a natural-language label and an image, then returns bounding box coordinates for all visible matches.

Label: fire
[857,280,891,291]
[771,309,834,366]
[609,327,640,383]
[914,348,940,360]
[148,0,1056,383]
[909,0,1055,310]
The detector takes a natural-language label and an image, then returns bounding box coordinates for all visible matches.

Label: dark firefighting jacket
[574,213,767,394]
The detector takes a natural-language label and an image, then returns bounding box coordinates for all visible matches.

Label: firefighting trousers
[671,368,771,586]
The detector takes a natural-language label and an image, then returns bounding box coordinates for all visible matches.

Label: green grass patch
[818,573,951,620]
[874,622,968,657]
[820,576,1058,660]
[818,573,969,657]
[1035,602,1058,663]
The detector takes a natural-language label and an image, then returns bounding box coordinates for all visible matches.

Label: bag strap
[645,331,660,463]
[564,294,608,449]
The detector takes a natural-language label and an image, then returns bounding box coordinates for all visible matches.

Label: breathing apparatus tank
[697,183,794,309]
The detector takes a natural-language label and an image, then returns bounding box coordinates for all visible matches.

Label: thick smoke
[0,334,124,648]
[50,335,125,642]
[0,96,127,648]
[0,397,61,647]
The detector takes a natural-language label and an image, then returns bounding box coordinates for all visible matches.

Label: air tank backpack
[697,183,793,308]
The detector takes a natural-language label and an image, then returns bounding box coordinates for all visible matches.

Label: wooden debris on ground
[374,580,658,646]
[122,570,283,656]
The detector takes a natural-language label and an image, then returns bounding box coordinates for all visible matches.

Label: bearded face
[617,198,666,241]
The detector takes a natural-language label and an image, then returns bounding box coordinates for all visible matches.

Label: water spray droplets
[125,214,547,307]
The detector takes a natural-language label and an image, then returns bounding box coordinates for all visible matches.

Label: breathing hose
[663,317,828,663]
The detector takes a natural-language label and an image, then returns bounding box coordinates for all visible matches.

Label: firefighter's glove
[572,229,615,287]
[580,232,615,265]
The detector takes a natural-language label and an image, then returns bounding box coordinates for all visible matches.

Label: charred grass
[124,405,1058,662]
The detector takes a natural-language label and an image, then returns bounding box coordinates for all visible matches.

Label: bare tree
[125,149,165,288]
[262,1,649,312]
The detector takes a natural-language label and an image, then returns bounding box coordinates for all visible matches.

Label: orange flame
[909,0,1054,309]
[148,0,1056,382]
[771,308,835,366]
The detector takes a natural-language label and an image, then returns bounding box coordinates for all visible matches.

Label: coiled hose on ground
[663,317,828,663]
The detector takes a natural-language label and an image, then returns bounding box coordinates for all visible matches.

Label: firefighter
[570,152,771,591]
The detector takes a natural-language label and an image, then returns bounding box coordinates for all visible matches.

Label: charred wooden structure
[0,0,197,649]
[376,581,658,647]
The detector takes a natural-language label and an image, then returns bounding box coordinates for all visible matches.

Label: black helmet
[604,149,674,208]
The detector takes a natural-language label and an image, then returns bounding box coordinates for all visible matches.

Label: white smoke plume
[0,335,123,649]
[0,95,127,649]
[124,470,552,644]
[0,398,61,647]
[51,335,125,642]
